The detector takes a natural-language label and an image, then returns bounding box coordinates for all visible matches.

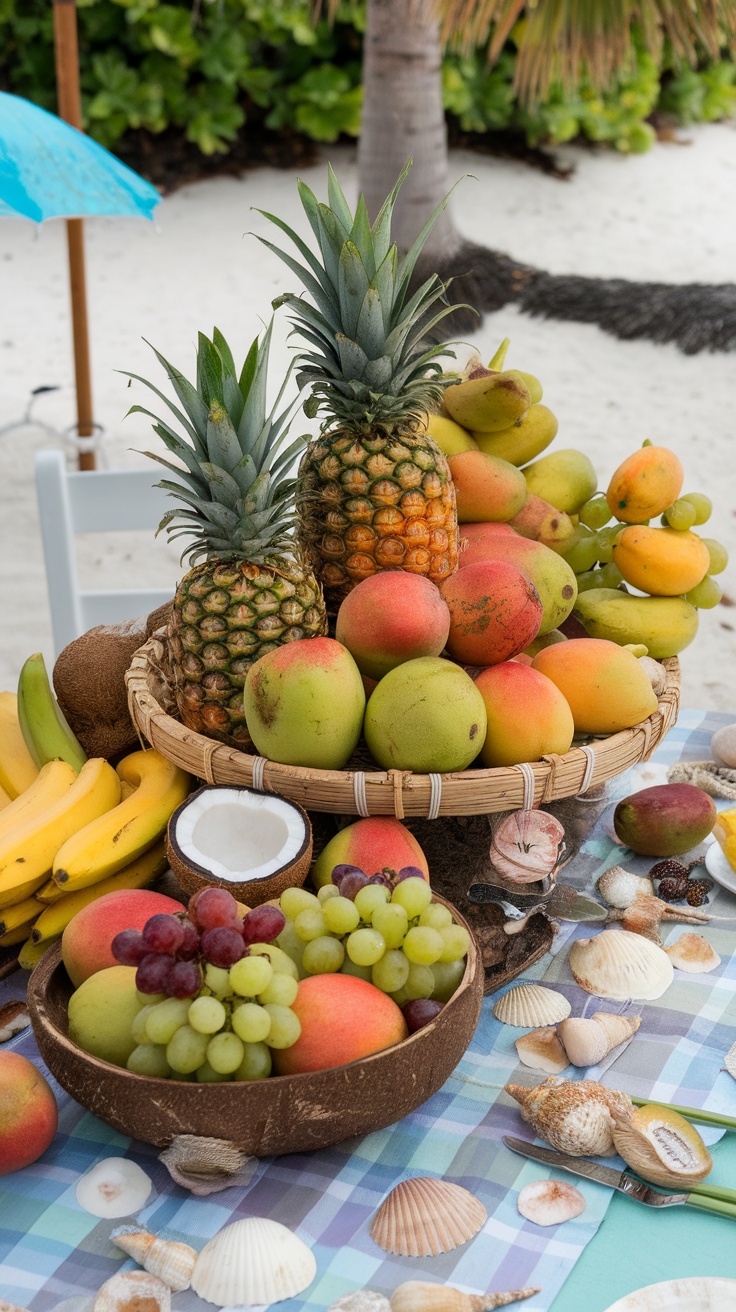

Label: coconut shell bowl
[27,896,483,1156]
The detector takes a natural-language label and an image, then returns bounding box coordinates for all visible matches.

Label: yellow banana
[0,920,39,947]
[53,750,190,892]
[0,691,39,798]
[18,937,49,971]
[0,758,121,909]
[0,896,45,936]
[0,759,77,843]
[32,839,168,943]
[35,878,67,904]
[0,784,10,813]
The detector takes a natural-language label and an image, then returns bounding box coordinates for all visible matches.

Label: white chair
[35,448,173,655]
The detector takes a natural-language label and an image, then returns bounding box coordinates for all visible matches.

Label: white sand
[1,125,735,709]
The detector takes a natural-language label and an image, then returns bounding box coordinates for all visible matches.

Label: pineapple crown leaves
[253,160,462,432]
[121,320,305,567]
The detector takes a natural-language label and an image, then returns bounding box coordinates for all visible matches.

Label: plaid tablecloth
[1,708,735,1312]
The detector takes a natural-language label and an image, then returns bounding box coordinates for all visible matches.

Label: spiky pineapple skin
[167,554,327,749]
[298,426,458,603]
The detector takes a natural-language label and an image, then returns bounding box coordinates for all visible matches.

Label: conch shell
[370,1177,486,1256]
[556,1012,641,1067]
[490,810,565,885]
[596,866,654,909]
[568,929,673,1000]
[611,1103,713,1188]
[515,1026,569,1074]
[93,1271,171,1311]
[505,1076,633,1156]
[390,1281,540,1311]
[110,1226,197,1291]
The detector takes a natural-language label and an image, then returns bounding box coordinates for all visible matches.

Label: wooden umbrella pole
[53,0,96,470]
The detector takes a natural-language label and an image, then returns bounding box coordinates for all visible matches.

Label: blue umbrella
[0,91,160,220]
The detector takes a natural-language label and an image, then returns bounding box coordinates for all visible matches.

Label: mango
[472,403,557,466]
[459,534,577,635]
[459,522,516,544]
[522,448,598,515]
[443,370,531,432]
[573,588,698,658]
[364,657,487,772]
[448,450,528,522]
[606,445,683,524]
[517,371,544,404]
[441,561,542,666]
[312,817,429,889]
[475,662,574,767]
[425,413,478,457]
[68,966,142,1067]
[243,637,365,769]
[273,975,407,1075]
[612,526,710,596]
[508,494,575,551]
[335,572,451,680]
[532,637,658,734]
[613,783,716,856]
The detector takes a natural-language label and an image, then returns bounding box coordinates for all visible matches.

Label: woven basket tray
[125,637,680,818]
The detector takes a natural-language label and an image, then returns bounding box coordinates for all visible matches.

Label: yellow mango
[425,413,478,457]
[443,370,531,432]
[522,449,598,515]
[612,526,710,596]
[606,445,683,524]
[473,403,558,466]
[532,638,658,734]
[573,588,699,658]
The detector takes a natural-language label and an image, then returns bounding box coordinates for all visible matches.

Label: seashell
[515,1026,569,1074]
[0,1300,33,1312]
[611,1102,713,1188]
[158,1134,257,1195]
[666,932,721,974]
[93,1271,171,1312]
[724,1040,736,1080]
[517,1179,586,1226]
[493,983,571,1028]
[505,1076,633,1156]
[190,1216,316,1306]
[568,929,673,1000]
[711,724,736,768]
[596,866,654,909]
[390,1282,540,1312]
[110,1226,197,1291]
[370,1177,486,1257]
[639,656,667,697]
[328,1295,391,1312]
[490,810,565,885]
[557,1012,641,1068]
[0,1000,30,1042]
[75,1157,152,1218]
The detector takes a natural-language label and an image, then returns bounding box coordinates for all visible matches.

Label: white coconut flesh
[173,789,307,883]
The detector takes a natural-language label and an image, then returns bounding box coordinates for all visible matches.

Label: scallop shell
[568,929,674,1000]
[515,1026,569,1074]
[110,1226,197,1291]
[596,866,654,909]
[491,810,565,885]
[505,1076,634,1156]
[493,983,571,1028]
[666,932,721,973]
[517,1179,586,1226]
[190,1217,316,1306]
[370,1177,486,1257]
[93,1271,171,1312]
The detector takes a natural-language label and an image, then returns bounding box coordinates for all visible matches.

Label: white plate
[604,1277,736,1311]
[705,842,736,896]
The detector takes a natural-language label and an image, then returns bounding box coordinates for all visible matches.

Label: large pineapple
[132,322,327,748]
[259,163,460,605]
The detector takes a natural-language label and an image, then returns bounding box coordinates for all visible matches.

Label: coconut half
[167,785,312,906]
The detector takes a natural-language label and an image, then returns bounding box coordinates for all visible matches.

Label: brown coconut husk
[53,601,172,760]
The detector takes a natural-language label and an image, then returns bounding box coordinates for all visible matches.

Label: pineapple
[131,322,327,749]
[259,162,460,605]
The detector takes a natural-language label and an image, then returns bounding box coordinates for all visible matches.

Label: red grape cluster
[331,863,426,900]
[111,888,286,998]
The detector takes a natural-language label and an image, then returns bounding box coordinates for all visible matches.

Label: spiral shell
[568,929,673,1000]
[556,1012,641,1067]
[370,1177,486,1257]
[505,1076,634,1156]
[110,1226,197,1291]
[93,1271,171,1311]
[190,1217,316,1306]
[493,983,571,1028]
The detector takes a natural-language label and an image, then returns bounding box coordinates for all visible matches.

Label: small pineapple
[259,162,460,605]
[131,322,327,748]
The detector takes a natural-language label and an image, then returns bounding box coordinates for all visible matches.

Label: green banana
[17,653,87,772]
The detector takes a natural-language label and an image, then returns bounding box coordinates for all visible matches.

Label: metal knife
[503,1135,736,1219]
[467,881,608,922]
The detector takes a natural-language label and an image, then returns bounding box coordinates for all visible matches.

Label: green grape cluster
[126,943,301,1082]
[277,877,470,1009]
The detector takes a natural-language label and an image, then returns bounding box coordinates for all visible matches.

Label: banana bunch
[0,675,192,965]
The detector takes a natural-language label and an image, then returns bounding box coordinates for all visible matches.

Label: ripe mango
[508,494,575,551]
[612,526,710,596]
[447,450,528,522]
[573,588,699,658]
[472,403,558,466]
[532,637,658,734]
[443,370,531,432]
[364,657,487,772]
[613,783,716,856]
[459,534,577,635]
[425,413,478,457]
[475,662,574,767]
[606,445,683,524]
[522,449,598,515]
